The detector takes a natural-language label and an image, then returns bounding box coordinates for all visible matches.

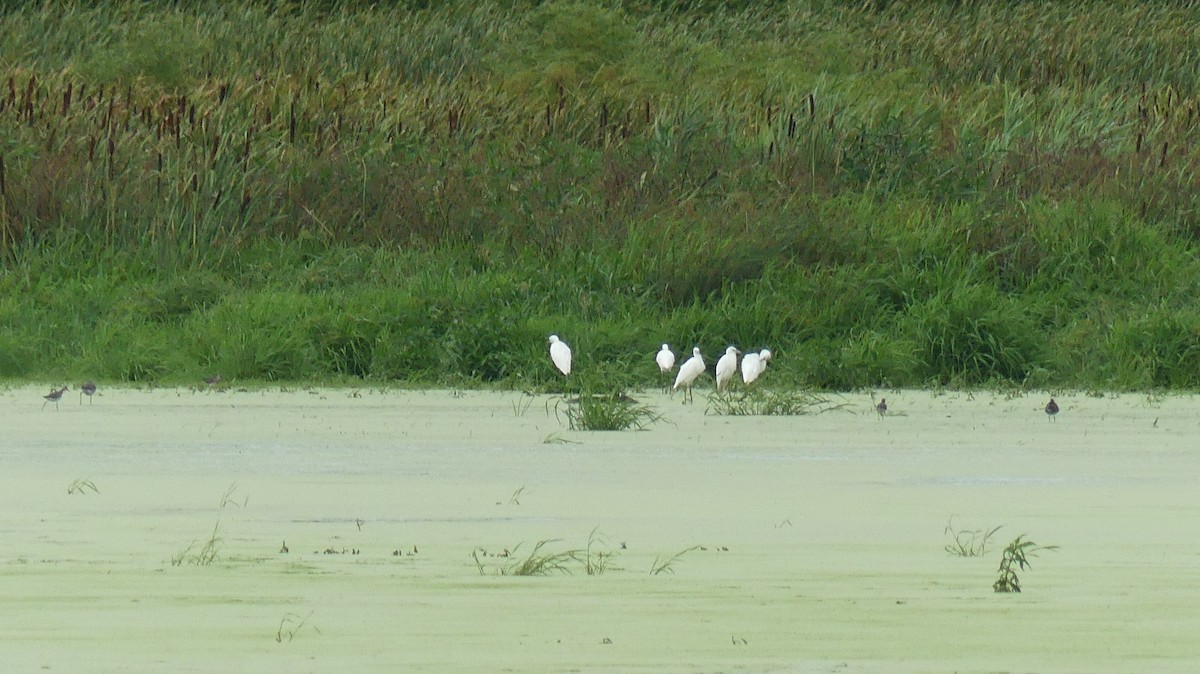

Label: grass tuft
[556,391,664,430]
[944,518,1002,558]
[66,478,100,495]
[706,389,843,416]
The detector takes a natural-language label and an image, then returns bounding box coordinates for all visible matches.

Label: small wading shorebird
[43,386,68,410]
[876,398,888,418]
[714,346,741,391]
[204,374,222,388]
[655,344,676,393]
[547,335,572,376]
[673,347,705,403]
[1045,398,1059,421]
[80,380,97,405]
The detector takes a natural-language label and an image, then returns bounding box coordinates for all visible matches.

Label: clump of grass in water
[472,529,621,576]
[276,610,320,643]
[492,540,577,576]
[993,535,1058,593]
[944,518,1002,557]
[67,478,100,495]
[581,527,619,576]
[706,388,844,416]
[171,483,245,567]
[555,391,663,430]
[650,545,701,575]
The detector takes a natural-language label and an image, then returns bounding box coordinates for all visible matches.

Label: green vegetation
[993,535,1058,593]
[275,611,320,644]
[555,390,663,429]
[66,478,100,494]
[705,388,843,415]
[472,528,620,575]
[650,545,700,576]
[4,1,1200,389]
[944,518,1001,558]
[170,482,245,566]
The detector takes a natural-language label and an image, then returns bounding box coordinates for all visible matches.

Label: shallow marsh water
[1,386,1198,672]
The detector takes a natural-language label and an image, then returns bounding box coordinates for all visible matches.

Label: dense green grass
[3,1,1200,389]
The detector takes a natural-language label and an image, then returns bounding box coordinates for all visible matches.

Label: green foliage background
[3,0,1200,389]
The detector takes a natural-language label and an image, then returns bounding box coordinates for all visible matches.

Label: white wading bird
[742,348,772,384]
[547,335,572,376]
[714,346,741,391]
[673,347,705,403]
[655,344,676,392]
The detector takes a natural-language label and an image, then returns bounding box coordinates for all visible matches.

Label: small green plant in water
[67,478,100,495]
[582,527,619,576]
[651,545,701,575]
[502,539,577,576]
[275,611,320,643]
[171,483,245,567]
[993,535,1058,592]
[472,530,621,576]
[944,518,1001,557]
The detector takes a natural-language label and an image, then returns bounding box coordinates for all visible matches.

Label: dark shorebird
[876,398,887,418]
[1045,398,1059,421]
[204,374,222,389]
[43,386,68,410]
[80,381,97,405]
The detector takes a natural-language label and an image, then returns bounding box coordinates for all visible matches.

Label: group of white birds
[546,335,772,402]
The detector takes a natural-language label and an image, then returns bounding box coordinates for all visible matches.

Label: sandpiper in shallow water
[1045,398,1059,421]
[43,386,68,410]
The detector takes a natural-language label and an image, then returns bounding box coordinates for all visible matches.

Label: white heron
[672,346,705,403]
[742,348,772,384]
[548,335,571,376]
[714,346,741,391]
[655,344,676,392]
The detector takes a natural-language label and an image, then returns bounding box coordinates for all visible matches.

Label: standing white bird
[672,347,705,403]
[547,335,571,376]
[743,348,773,384]
[655,344,676,393]
[741,352,762,384]
[714,346,741,391]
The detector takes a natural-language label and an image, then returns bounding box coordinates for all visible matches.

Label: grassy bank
[3,1,1200,390]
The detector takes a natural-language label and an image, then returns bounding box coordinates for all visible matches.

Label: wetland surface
[1,387,1197,672]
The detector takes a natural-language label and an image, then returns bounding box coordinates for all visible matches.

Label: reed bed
[3,1,1200,389]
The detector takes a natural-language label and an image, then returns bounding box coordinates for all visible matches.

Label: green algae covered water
[1,387,1197,672]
